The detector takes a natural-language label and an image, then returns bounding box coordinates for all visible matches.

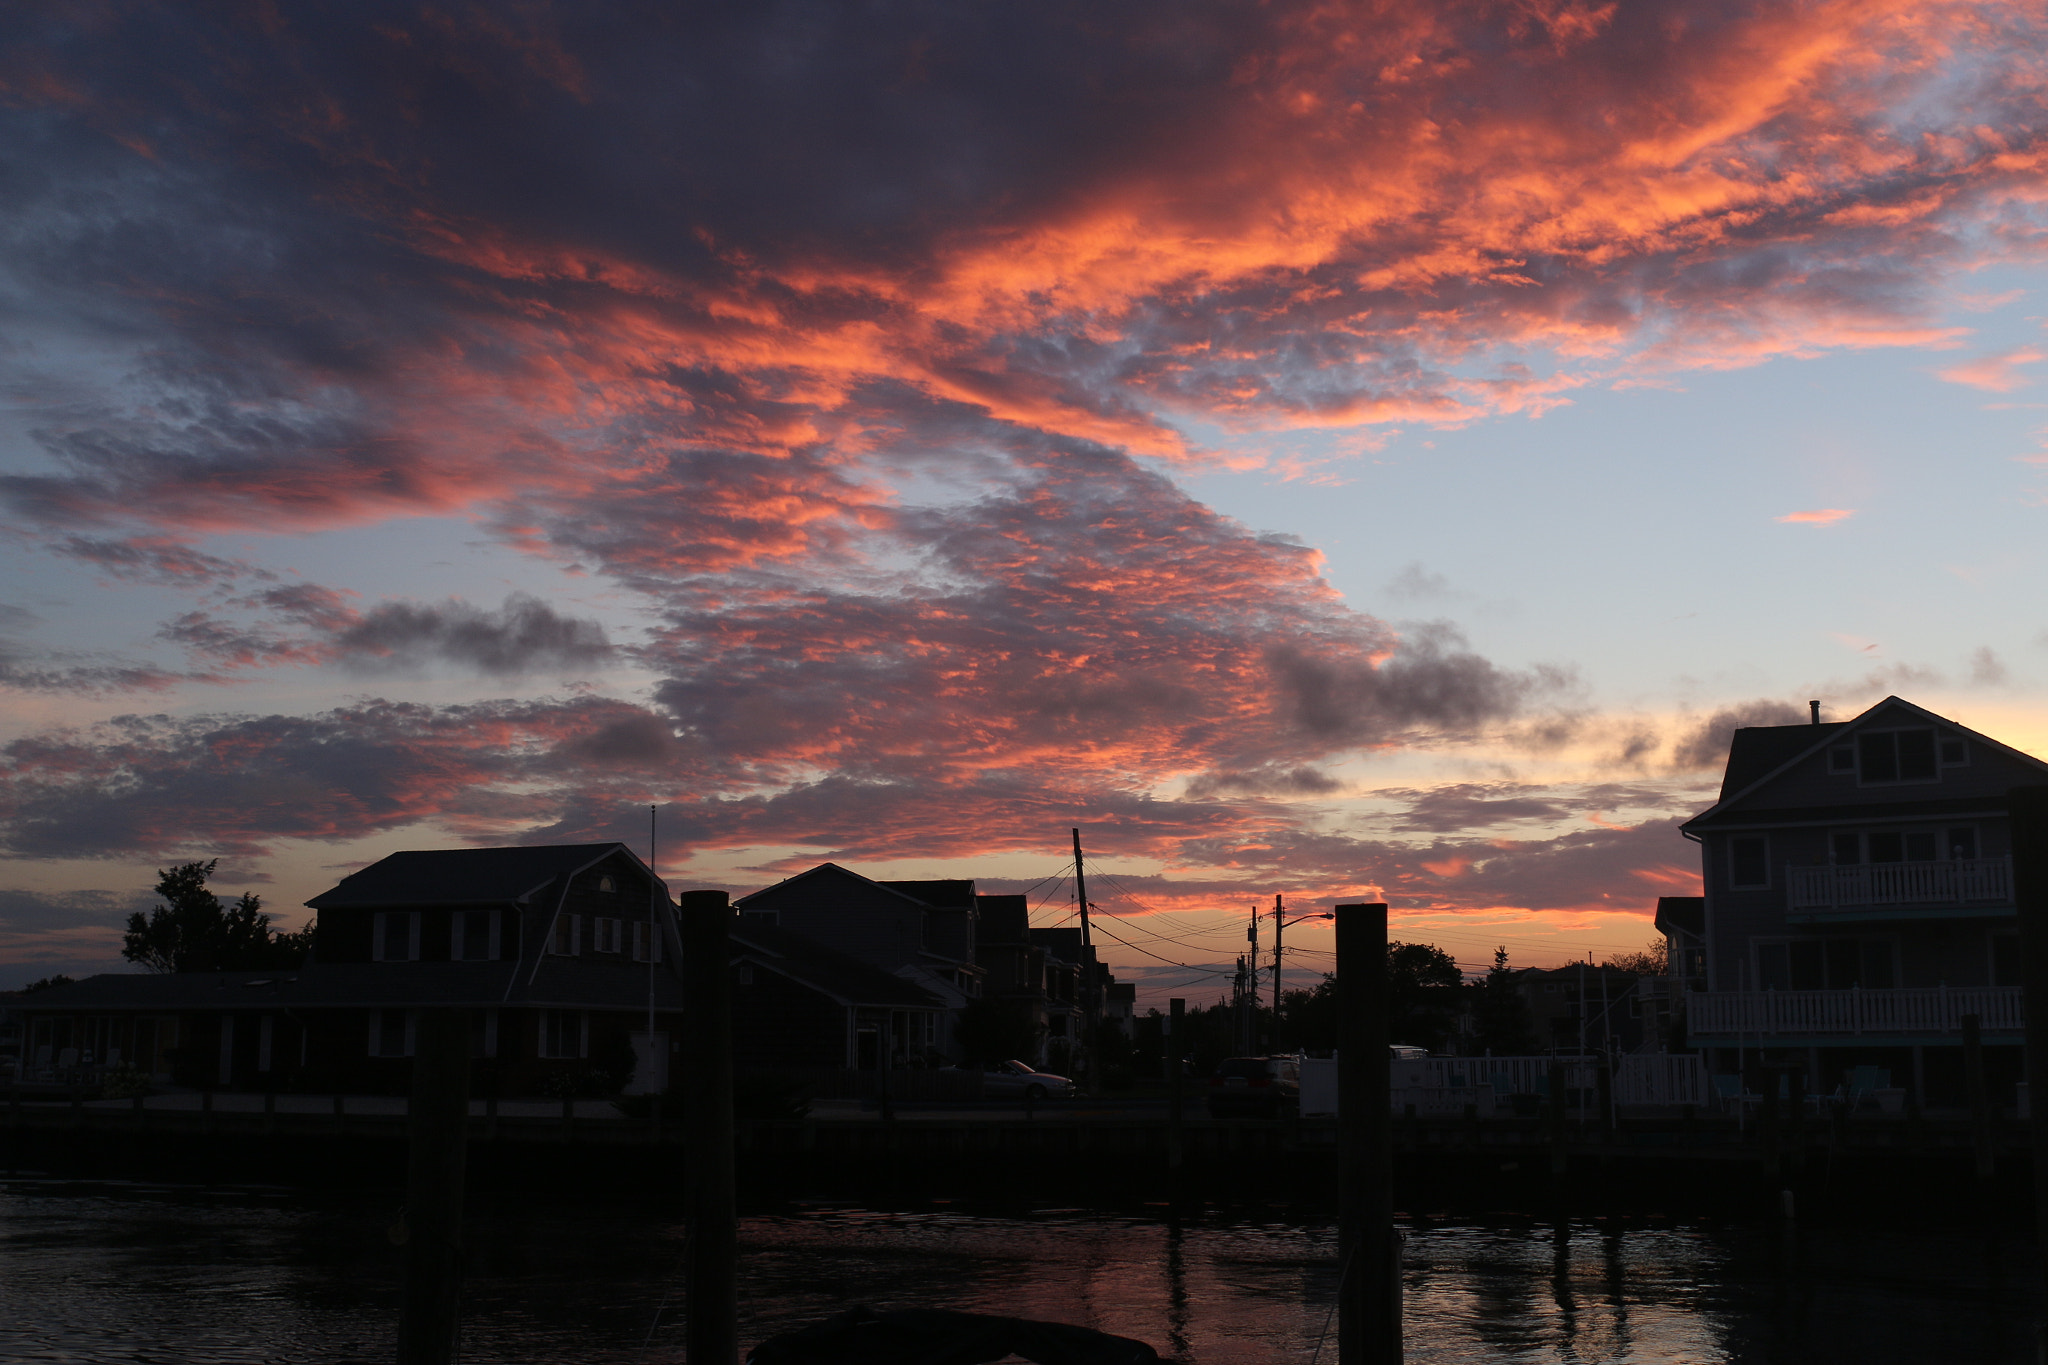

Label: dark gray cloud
[0,887,145,933]
[331,593,613,676]
[1670,700,1807,770]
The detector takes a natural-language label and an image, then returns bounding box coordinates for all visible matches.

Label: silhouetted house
[728,922,948,1070]
[1514,965,1643,1054]
[1028,927,1095,1061]
[973,894,1055,1063]
[733,863,985,1056]
[1679,696,2048,1105]
[14,843,683,1094]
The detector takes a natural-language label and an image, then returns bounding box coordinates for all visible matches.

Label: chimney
[1810,699,1822,726]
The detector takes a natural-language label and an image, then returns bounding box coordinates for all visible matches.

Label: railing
[1688,986,2024,1037]
[1787,856,2011,911]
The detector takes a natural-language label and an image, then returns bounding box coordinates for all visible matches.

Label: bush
[99,1066,152,1099]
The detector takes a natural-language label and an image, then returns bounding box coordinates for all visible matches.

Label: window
[1992,933,2022,987]
[1831,828,1978,865]
[1756,937,1896,990]
[597,874,616,893]
[373,911,420,962]
[369,1009,415,1058]
[1857,729,1937,784]
[1949,827,1979,860]
[456,910,500,961]
[735,962,756,986]
[550,914,581,956]
[594,917,622,954]
[1729,836,1768,887]
[540,1010,586,1059]
[633,920,664,963]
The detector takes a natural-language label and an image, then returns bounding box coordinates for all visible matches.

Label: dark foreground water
[0,1179,2038,1363]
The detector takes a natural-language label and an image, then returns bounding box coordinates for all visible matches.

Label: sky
[3,1,2048,1000]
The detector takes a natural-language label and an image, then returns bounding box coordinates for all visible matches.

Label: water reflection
[0,1180,2037,1363]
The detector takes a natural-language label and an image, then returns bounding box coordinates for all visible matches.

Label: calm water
[0,1179,2037,1362]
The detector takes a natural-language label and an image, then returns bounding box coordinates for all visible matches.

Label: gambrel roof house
[1677,697,2048,1107]
[17,842,685,1095]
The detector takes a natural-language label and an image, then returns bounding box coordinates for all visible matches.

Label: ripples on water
[0,1180,2037,1362]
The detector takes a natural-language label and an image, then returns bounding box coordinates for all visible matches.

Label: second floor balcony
[1785,856,2012,920]
[1689,985,2023,1040]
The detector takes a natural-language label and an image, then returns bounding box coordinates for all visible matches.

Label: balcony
[1688,986,2023,1040]
[1785,856,2012,920]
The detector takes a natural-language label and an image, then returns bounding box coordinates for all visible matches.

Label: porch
[1688,985,2023,1040]
[1786,856,2013,920]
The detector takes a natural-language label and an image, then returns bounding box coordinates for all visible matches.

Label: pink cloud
[1936,347,2046,393]
[1776,508,1855,525]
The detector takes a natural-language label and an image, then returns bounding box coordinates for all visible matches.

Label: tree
[122,861,310,972]
[1387,940,1463,1051]
[20,974,75,993]
[1601,939,1667,976]
[1470,947,1538,1055]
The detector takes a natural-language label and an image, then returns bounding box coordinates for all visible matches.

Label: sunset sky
[5,2,2048,999]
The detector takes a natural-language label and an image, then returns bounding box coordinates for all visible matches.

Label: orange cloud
[1777,508,1855,525]
[1937,347,2045,393]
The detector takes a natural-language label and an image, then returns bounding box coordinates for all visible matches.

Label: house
[1513,965,1644,1055]
[14,842,684,1095]
[728,922,948,1070]
[1678,696,2048,1105]
[973,893,1056,1063]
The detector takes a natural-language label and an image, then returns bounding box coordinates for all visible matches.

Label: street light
[1273,904,1336,1036]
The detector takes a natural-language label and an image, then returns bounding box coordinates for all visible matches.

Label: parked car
[1207,1055,1301,1118]
[956,1059,1073,1101]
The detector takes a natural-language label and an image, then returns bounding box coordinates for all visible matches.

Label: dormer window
[598,875,617,894]
[1857,729,1937,784]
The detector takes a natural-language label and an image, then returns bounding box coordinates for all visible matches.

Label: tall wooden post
[681,889,737,1365]
[2008,784,2048,1365]
[397,1008,470,1365]
[1338,901,1398,1364]
[1167,998,1185,1172]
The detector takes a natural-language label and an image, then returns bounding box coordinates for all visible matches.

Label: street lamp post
[1273,901,1335,1045]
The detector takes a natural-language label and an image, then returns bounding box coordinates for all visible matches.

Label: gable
[1684,697,2048,832]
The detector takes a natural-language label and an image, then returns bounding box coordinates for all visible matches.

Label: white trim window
[1856,728,1940,785]
[539,1010,587,1059]
[594,917,623,954]
[633,919,664,963]
[368,1008,416,1058]
[373,911,420,962]
[550,913,582,956]
[1728,836,1769,888]
[455,909,501,961]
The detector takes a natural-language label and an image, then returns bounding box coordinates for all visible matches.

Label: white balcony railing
[1786,856,2011,911]
[1688,986,2024,1037]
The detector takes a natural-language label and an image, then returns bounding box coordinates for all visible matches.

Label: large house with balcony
[1679,696,2048,1106]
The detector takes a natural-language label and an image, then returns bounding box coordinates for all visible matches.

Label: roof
[878,879,976,910]
[975,894,1029,942]
[1654,896,1704,938]
[1684,696,2048,833]
[733,862,932,911]
[1721,722,1846,798]
[307,843,636,910]
[6,962,685,1013]
[730,923,946,1010]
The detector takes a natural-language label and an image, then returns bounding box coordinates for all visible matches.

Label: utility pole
[1271,893,1285,1030]
[1071,828,1099,1088]
[1247,904,1261,1051]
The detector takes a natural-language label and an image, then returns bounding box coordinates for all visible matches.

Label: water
[0,1180,2037,1362]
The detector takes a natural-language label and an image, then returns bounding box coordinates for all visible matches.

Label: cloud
[1937,347,2046,393]
[1670,699,1808,770]
[0,887,144,932]
[331,594,614,677]
[1969,646,2008,686]
[1776,509,1855,525]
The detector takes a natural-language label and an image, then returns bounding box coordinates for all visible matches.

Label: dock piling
[2007,785,2048,1364]
[1167,998,1185,1173]
[681,888,738,1365]
[1337,901,1398,1364]
[396,1008,470,1365]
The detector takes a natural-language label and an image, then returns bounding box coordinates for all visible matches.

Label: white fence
[1787,856,2010,910]
[1299,1053,1706,1115]
[1688,986,2024,1037]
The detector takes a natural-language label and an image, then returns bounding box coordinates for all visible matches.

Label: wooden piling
[1167,998,1185,1172]
[681,888,738,1365]
[1337,901,1398,1365]
[2007,784,2048,1364]
[1962,1013,1995,1180]
[396,1008,470,1365]
[1546,1064,1567,1180]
